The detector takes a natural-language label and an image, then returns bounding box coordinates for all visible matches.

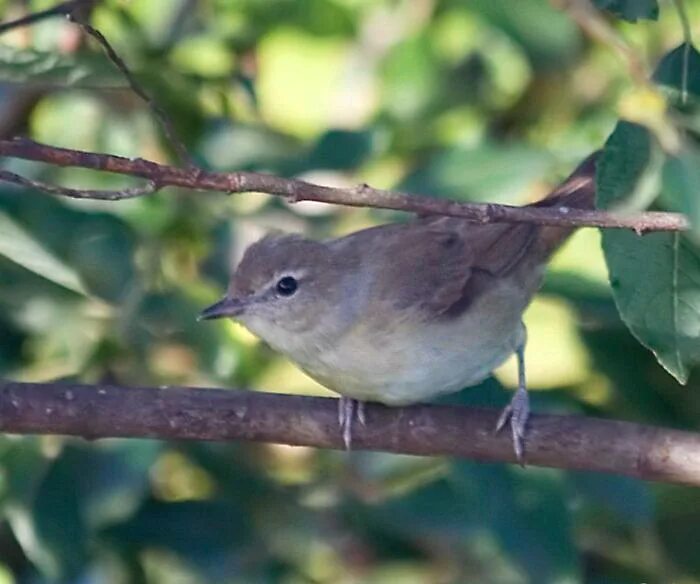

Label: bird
[200,153,598,463]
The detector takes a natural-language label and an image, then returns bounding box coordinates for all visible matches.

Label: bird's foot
[495,385,530,466]
[338,397,366,450]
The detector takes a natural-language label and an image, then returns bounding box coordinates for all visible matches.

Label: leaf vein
[672,233,684,375]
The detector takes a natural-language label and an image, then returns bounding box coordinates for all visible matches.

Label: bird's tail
[531,151,599,256]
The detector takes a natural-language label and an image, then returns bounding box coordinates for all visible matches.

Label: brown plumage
[201,152,599,460]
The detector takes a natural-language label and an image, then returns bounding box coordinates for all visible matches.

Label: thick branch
[0,138,690,232]
[1,380,699,486]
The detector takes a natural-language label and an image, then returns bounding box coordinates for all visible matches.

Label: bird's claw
[338,397,366,450]
[495,385,530,466]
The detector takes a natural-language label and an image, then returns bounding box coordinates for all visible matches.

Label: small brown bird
[201,153,598,463]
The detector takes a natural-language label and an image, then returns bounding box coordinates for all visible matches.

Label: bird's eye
[276,276,298,296]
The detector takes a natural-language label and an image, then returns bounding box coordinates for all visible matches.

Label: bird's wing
[367,218,538,318]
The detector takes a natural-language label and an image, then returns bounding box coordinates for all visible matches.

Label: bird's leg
[496,328,530,465]
[338,397,366,450]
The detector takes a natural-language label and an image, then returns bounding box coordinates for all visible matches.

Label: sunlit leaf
[0,211,88,295]
[170,35,235,78]
[256,28,356,136]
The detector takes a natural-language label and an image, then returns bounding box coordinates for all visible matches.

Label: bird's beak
[198,296,248,321]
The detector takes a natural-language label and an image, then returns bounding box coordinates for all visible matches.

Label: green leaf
[569,471,653,525]
[370,460,580,581]
[305,129,374,171]
[581,327,687,426]
[0,211,88,295]
[402,144,551,204]
[592,0,659,22]
[76,441,162,528]
[104,499,253,576]
[604,231,700,383]
[469,0,583,69]
[381,33,442,120]
[169,34,236,78]
[0,439,49,507]
[661,148,700,233]
[452,463,580,582]
[3,447,91,580]
[29,450,90,580]
[599,124,700,383]
[653,43,700,99]
[0,44,124,87]
[199,123,300,173]
[657,488,700,576]
[596,121,663,211]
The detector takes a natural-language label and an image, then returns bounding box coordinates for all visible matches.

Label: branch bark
[2,380,700,486]
[0,1,689,232]
[0,138,690,232]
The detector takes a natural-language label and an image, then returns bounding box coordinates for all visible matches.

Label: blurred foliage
[0,0,699,582]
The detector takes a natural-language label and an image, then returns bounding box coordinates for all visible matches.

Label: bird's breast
[291,279,529,404]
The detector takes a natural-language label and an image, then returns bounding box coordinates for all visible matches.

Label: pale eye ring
[276,276,298,296]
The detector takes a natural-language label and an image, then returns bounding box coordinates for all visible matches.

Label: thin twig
[67,15,194,168]
[0,0,194,168]
[0,138,690,231]
[1,380,699,486]
[0,0,87,34]
[0,169,158,200]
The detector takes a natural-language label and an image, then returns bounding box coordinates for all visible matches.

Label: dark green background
[0,0,700,582]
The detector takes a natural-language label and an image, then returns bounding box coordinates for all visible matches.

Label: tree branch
[1,380,699,486]
[0,138,690,232]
